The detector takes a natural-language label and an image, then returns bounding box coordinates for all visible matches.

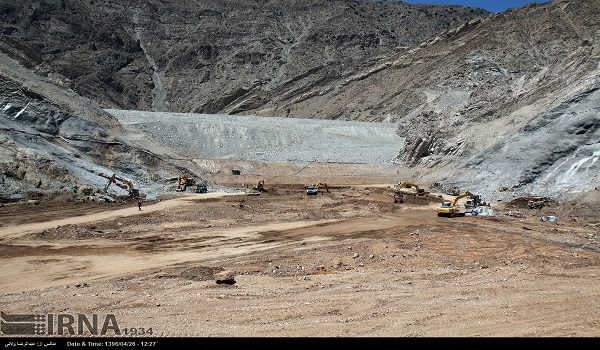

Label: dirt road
[0,184,599,337]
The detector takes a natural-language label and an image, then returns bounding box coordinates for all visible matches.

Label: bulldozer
[98,172,145,199]
[436,191,481,217]
[176,176,196,192]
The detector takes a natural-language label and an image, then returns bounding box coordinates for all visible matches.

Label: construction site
[1,74,599,338]
[0,0,599,338]
[1,159,599,337]
[1,106,599,338]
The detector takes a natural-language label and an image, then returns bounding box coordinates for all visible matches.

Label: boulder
[214,270,236,285]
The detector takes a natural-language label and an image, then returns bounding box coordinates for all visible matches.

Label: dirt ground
[1,175,599,338]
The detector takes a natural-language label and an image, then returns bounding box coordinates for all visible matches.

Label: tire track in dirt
[0,193,242,240]
[0,192,417,294]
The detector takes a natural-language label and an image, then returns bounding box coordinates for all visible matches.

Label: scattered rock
[214,270,236,285]
[541,216,557,223]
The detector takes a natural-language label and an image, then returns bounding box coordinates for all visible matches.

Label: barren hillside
[0,0,598,207]
[0,0,488,113]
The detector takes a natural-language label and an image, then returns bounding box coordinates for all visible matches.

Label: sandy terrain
[1,173,599,339]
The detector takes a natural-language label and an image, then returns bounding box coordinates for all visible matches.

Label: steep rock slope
[0,53,198,201]
[0,0,488,114]
[0,51,404,201]
[255,0,599,200]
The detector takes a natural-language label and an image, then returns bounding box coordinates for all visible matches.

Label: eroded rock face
[0,0,599,203]
[383,0,600,199]
[0,58,197,202]
[0,0,487,115]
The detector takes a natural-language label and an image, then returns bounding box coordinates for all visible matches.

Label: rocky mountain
[318,0,600,200]
[0,0,599,204]
[0,0,487,113]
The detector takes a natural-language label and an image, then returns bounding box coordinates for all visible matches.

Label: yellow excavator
[314,182,329,193]
[395,180,428,195]
[437,191,480,217]
[176,176,195,192]
[98,172,145,199]
[306,182,329,195]
[253,179,266,192]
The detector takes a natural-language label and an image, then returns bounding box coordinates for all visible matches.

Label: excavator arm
[98,172,144,198]
[395,181,428,195]
[396,181,416,189]
[437,191,478,217]
[450,191,476,207]
[113,174,134,191]
[99,173,126,192]
[314,182,329,193]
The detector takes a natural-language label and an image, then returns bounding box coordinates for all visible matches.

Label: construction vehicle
[176,176,195,192]
[98,172,145,199]
[394,180,409,190]
[306,182,329,195]
[497,186,514,192]
[306,186,319,195]
[195,184,208,193]
[528,196,550,209]
[253,179,266,192]
[464,195,483,211]
[446,186,461,196]
[395,181,428,195]
[437,191,480,217]
[309,183,329,194]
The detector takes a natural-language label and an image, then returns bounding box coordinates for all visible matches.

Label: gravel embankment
[106,110,403,164]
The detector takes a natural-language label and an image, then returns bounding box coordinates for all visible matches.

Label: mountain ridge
[0,0,598,204]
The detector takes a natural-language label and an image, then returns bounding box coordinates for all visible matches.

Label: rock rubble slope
[107,109,401,164]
